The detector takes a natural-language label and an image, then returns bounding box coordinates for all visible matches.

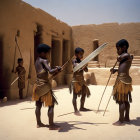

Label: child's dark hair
[75,47,84,54]
[116,39,129,49]
[17,58,23,63]
[37,44,51,53]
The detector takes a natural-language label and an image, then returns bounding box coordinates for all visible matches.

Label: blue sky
[22,0,140,26]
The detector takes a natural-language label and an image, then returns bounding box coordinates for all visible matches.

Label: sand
[0,85,140,140]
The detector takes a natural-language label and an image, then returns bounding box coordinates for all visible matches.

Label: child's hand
[56,66,62,71]
[117,56,121,62]
[84,64,88,69]
[129,98,132,103]
[110,68,116,74]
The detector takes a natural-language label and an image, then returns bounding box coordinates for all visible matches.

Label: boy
[15,58,26,99]
[70,47,91,116]
[32,44,61,130]
[110,39,133,125]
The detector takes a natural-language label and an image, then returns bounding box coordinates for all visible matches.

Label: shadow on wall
[0,35,12,99]
[0,35,4,99]
[85,72,97,85]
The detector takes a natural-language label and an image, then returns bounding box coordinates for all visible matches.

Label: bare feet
[37,123,48,128]
[49,124,60,130]
[79,107,91,112]
[124,118,130,123]
[113,121,125,126]
[74,111,81,116]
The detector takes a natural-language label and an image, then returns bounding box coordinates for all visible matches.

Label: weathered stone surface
[0,0,73,99]
[85,67,140,85]
[72,23,140,67]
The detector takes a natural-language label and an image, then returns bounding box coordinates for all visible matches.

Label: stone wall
[0,0,73,99]
[72,23,140,67]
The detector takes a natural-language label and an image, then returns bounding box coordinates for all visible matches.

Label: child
[110,39,133,125]
[32,44,61,130]
[70,47,91,116]
[15,58,26,99]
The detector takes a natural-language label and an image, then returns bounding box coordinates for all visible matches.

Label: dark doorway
[93,40,99,61]
[51,39,62,84]
[62,40,70,85]
[34,24,43,62]
[51,40,61,68]
[62,40,69,65]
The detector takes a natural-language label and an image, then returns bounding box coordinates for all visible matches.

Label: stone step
[88,61,98,64]
[133,59,140,61]
[88,61,100,68]
[131,64,140,67]
[88,63,99,66]
[132,61,140,64]
[88,64,100,68]
[134,56,140,59]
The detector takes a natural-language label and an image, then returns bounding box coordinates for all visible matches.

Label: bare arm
[83,65,88,72]
[110,68,118,74]
[117,53,131,62]
[42,59,59,74]
[72,59,78,68]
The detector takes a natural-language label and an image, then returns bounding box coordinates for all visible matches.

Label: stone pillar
[93,39,99,61]
[56,39,63,85]
[51,38,63,85]
[62,40,73,85]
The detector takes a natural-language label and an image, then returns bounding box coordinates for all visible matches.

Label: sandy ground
[0,85,140,140]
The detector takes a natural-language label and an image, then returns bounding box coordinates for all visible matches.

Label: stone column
[93,39,99,61]
[56,39,63,85]
[64,40,73,85]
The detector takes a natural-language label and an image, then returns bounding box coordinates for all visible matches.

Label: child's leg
[124,102,130,122]
[48,105,54,126]
[119,102,125,123]
[48,105,60,130]
[19,88,23,99]
[72,93,78,112]
[35,99,45,127]
[80,86,90,111]
[113,102,125,126]
[73,93,81,115]
[80,93,86,109]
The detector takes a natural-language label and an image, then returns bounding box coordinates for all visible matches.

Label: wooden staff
[12,45,17,72]
[26,48,32,98]
[15,36,22,58]
[11,77,19,86]
[96,61,118,113]
[12,34,22,72]
[49,55,74,80]
[103,91,113,116]
[57,112,74,117]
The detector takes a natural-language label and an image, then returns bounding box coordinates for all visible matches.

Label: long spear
[11,77,19,86]
[15,36,22,58]
[26,48,32,98]
[96,61,118,113]
[103,91,113,116]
